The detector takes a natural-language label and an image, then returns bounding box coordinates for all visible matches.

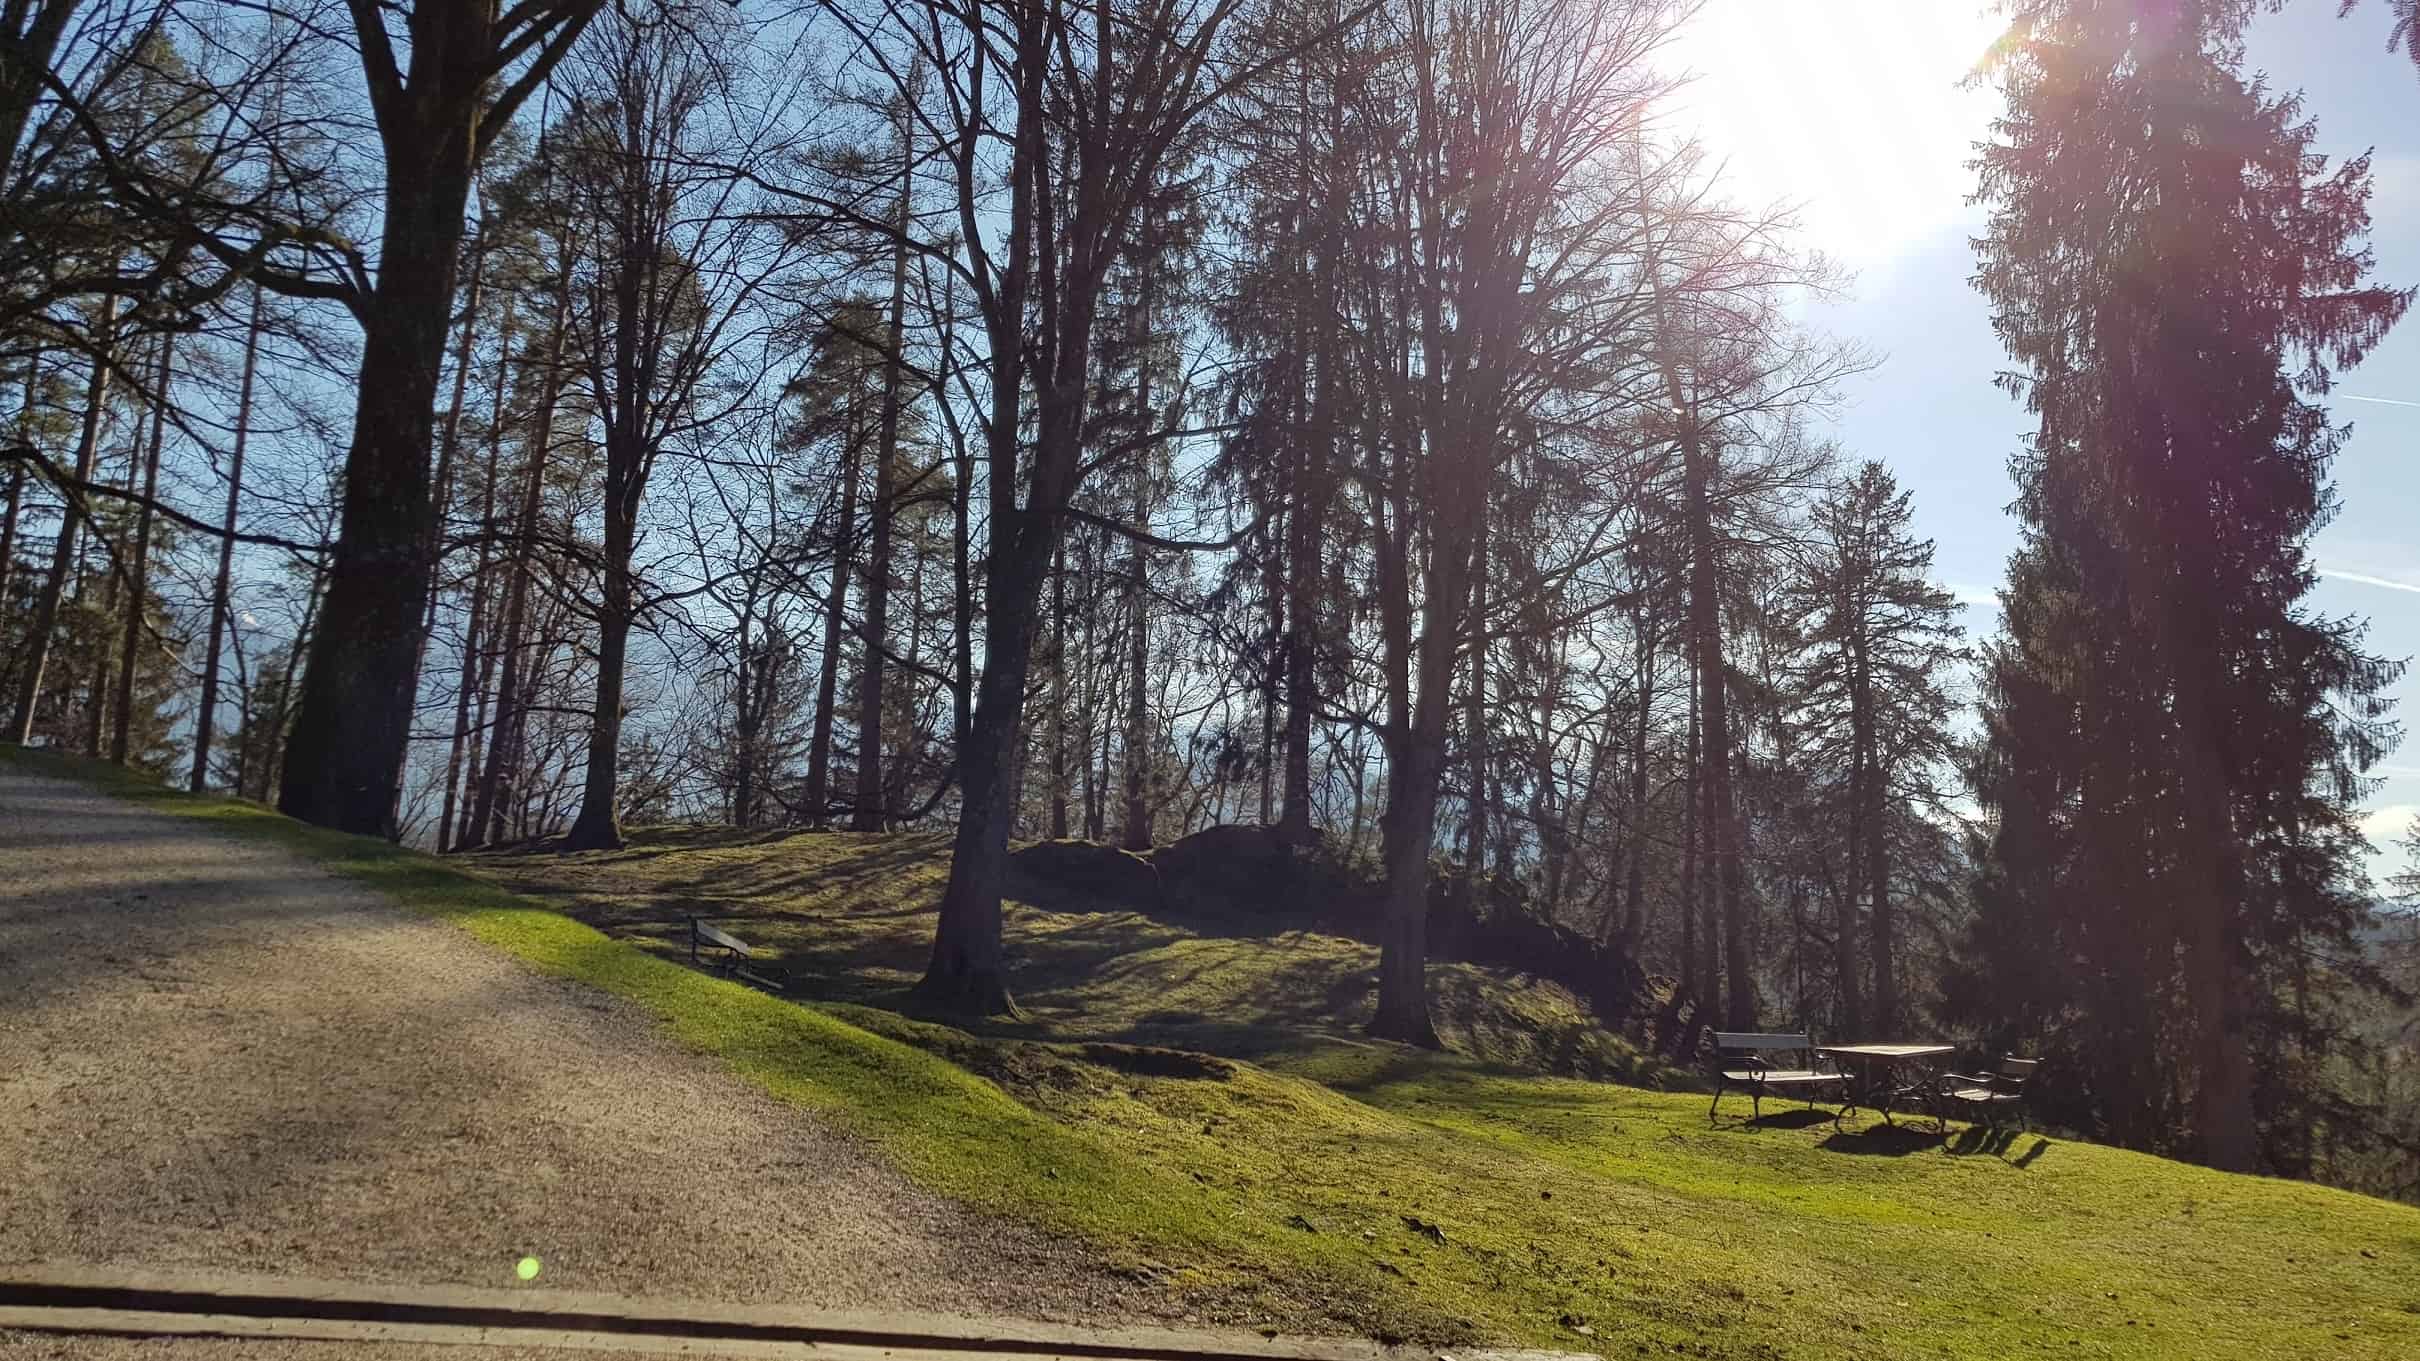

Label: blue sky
[1669,1,2420,891]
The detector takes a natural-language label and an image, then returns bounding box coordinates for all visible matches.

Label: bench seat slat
[1712,1032,1816,1050]
[1720,1068,1843,1085]
[1944,1085,2022,1104]
[693,923,756,957]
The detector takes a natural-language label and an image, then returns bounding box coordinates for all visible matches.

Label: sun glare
[1668,2,2005,273]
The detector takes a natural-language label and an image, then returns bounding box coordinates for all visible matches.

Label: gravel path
[0,765,1168,1331]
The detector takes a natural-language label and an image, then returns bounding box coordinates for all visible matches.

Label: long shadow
[1705,1107,1839,1134]
[1943,1124,2053,1166]
[1819,1122,1944,1157]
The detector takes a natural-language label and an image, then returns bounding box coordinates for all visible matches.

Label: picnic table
[1817,1042,1956,1131]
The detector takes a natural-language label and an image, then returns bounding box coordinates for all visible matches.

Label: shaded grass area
[14,747,2420,1361]
[463,825,1671,1083]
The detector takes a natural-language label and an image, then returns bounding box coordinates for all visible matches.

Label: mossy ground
[13,747,2418,1360]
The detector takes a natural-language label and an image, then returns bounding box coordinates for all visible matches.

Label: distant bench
[1940,1055,2041,1130]
[687,916,786,993]
[1708,1031,1847,1121]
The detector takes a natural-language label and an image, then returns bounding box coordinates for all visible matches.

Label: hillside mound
[1007,824,1683,1055]
[466,823,1679,1084]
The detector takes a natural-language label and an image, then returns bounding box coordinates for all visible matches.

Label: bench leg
[1708,1080,1725,1123]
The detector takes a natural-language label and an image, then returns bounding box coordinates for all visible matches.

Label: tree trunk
[1119,344,1154,851]
[0,461,19,614]
[1372,728,1443,1047]
[1371,519,1464,1048]
[952,441,972,754]
[1461,506,1488,897]
[1837,627,1871,1033]
[567,104,652,854]
[2178,656,2257,1171]
[914,512,1050,1015]
[854,104,913,834]
[470,259,575,848]
[1684,436,1754,1030]
[1260,526,1279,826]
[564,544,631,849]
[1855,641,1889,1032]
[454,561,499,848]
[109,333,172,764]
[194,288,265,791]
[565,411,638,850]
[1,352,41,631]
[438,286,513,848]
[731,590,762,828]
[8,293,114,746]
[258,555,327,804]
[1618,621,1654,946]
[1370,353,1469,1049]
[1048,536,1070,839]
[438,538,494,852]
[1678,642,1700,1001]
[1866,781,1893,1033]
[806,389,861,829]
[279,140,479,837]
[944,271,974,758]
[917,30,1046,1009]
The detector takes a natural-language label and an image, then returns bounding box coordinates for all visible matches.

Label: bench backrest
[1713,1031,1816,1052]
[691,919,755,957]
[1994,1056,2039,1084]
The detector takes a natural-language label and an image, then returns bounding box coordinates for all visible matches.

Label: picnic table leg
[1878,1061,1898,1128]
[1835,1058,1865,1128]
[1916,1060,1947,1134]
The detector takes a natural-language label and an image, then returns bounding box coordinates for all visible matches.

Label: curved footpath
[0,763,1176,1353]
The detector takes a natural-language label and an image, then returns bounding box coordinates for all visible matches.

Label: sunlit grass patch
[14,745,2420,1360]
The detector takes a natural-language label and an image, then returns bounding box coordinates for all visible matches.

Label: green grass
[14,744,2420,1360]
[459,823,1677,1084]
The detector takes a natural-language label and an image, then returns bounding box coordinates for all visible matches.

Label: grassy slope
[14,748,2418,1361]
[458,824,1670,1082]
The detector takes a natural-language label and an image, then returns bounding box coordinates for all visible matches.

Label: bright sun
[1665,1,2007,275]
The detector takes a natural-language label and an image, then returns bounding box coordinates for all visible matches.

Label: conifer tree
[1963,0,2410,1170]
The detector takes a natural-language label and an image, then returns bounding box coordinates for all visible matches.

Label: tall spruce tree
[1788,460,1963,1034]
[1962,0,2410,1171]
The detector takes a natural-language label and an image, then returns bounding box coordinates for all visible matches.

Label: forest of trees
[3,0,2417,1192]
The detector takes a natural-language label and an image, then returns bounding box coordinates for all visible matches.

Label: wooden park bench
[687,916,786,993]
[1940,1056,2040,1129]
[1709,1032,1848,1122]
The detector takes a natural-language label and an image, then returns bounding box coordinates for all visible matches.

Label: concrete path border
[0,1266,1590,1361]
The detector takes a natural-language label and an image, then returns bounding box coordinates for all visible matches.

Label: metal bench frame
[1708,1031,1847,1122]
[1939,1055,2040,1130]
[687,916,785,993]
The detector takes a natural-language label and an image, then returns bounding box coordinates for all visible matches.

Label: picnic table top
[1817,1042,1956,1060]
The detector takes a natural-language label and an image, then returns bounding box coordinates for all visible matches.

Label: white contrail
[2336,393,2420,408]
[2318,567,2420,595]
